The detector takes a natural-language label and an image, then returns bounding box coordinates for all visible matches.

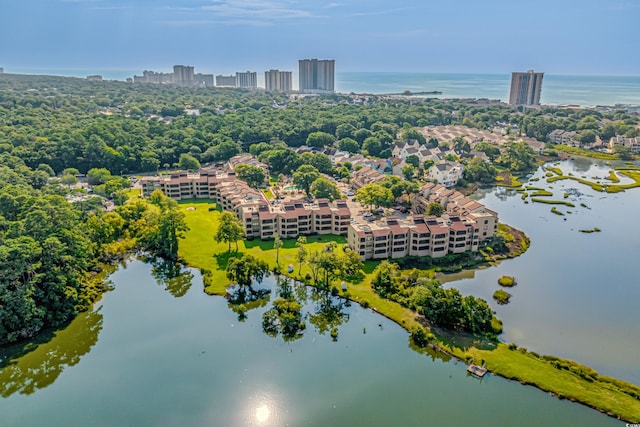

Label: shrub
[498,275,516,287]
[410,325,429,347]
[493,289,511,304]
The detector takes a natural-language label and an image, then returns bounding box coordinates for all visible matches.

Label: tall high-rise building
[265,69,293,92]
[299,59,335,93]
[236,71,257,88]
[509,70,543,106]
[173,65,195,86]
[216,75,237,87]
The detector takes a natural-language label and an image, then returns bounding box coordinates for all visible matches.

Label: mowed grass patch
[178,200,231,294]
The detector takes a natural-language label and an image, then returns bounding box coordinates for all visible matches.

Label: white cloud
[201,0,315,20]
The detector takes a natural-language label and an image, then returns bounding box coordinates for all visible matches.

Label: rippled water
[0,259,622,426]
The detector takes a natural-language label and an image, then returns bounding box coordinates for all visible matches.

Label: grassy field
[176,198,640,423]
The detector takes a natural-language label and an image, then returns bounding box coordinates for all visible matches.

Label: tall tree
[178,153,200,171]
[234,164,266,188]
[292,165,321,196]
[215,211,244,252]
[355,183,394,210]
[296,236,307,274]
[310,177,341,201]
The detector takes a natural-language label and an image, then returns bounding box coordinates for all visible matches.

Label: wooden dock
[467,364,488,377]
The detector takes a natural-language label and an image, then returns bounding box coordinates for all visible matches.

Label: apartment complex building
[216,75,237,87]
[140,172,352,239]
[509,70,544,106]
[349,182,498,260]
[350,166,386,189]
[299,59,335,93]
[240,199,351,240]
[265,69,293,92]
[348,214,483,260]
[173,65,195,86]
[236,71,257,88]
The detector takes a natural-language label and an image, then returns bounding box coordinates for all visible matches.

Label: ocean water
[4,67,639,107]
[336,72,640,107]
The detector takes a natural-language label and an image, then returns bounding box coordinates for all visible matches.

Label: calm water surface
[442,158,640,385]
[0,260,622,426]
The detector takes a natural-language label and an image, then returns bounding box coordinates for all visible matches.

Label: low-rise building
[609,136,640,153]
[141,172,352,240]
[427,162,463,187]
[348,181,498,261]
[350,166,386,190]
[348,214,485,261]
[240,199,351,239]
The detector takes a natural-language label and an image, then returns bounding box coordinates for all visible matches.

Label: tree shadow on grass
[244,234,348,251]
[214,250,243,271]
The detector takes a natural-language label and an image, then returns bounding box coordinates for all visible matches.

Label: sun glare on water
[255,404,270,424]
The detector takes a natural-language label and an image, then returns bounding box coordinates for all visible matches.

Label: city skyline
[0,0,638,77]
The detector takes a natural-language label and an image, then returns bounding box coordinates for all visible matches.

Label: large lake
[0,158,634,426]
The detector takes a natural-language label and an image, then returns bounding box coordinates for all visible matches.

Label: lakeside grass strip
[530,198,575,207]
[545,166,563,176]
[177,201,640,422]
[461,345,640,423]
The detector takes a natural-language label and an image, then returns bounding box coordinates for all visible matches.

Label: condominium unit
[348,214,482,260]
[216,75,237,87]
[240,199,351,240]
[299,59,335,93]
[140,172,352,240]
[236,71,257,88]
[350,166,386,190]
[509,70,543,106]
[349,183,498,260]
[265,69,293,92]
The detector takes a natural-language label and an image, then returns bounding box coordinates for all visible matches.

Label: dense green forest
[1,74,636,178]
[0,150,186,344]
[0,73,636,345]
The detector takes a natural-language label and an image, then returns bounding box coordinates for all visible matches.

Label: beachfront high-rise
[509,70,543,106]
[236,71,257,88]
[299,59,335,93]
[173,65,195,87]
[265,70,293,92]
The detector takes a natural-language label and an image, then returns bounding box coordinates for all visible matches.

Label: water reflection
[262,277,306,341]
[308,288,349,341]
[150,258,194,298]
[226,281,271,322]
[0,309,103,397]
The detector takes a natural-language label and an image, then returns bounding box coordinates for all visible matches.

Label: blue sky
[1,0,638,77]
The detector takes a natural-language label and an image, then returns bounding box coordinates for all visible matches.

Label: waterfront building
[173,65,195,87]
[216,74,237,87]
[509,70,543,106]
[299,59,335,93]
[236,71,257,88]
[265,69,293,92]
[86,75,103,81]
